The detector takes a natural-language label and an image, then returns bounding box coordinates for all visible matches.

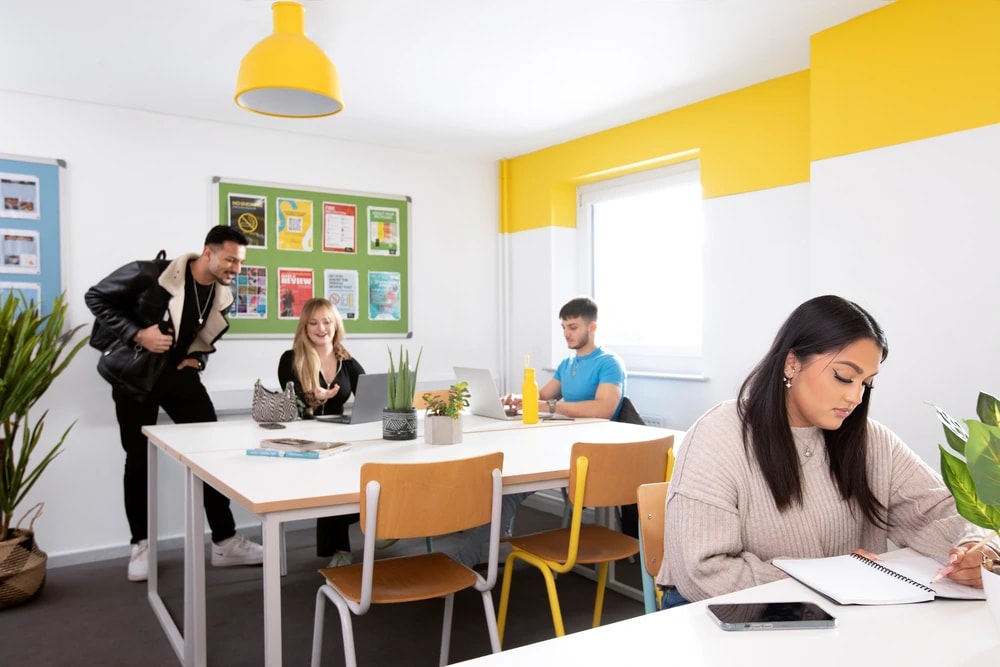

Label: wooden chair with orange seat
[637,481,670,613]
[496,435,674,643]
[411,387,456,553]
[310,452,505,667]
[413,388,451,410]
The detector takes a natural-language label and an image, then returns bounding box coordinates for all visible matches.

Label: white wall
[0,91,499,562]
[810,123,1000,465]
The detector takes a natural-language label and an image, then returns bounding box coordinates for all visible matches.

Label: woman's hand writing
[939,542,999,589]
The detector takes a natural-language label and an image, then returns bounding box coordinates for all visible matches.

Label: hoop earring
[783,376,792,389]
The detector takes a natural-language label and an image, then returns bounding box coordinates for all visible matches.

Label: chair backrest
[413,388,451,410]
[568,436,673,509]
[360,452,504,539]
[614,396,646,425]
[637,482,669,577]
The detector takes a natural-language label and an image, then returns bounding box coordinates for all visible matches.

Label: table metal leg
[146,441,185,663]
[263,516,285,666]
[186,471,207,667]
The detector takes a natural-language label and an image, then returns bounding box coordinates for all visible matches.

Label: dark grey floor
[1,506,645,666]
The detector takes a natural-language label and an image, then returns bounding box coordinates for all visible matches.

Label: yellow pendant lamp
[235,1,344,118]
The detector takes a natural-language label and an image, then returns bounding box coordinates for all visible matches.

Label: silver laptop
[453,366,569,421]
[314,373,387,424]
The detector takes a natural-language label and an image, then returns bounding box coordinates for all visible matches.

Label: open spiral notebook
[773,547,985,605]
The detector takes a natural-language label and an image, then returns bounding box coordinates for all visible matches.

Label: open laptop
[453,366,570,421]
[314,373,387,424]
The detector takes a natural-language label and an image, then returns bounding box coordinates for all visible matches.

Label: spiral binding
[849,553,935,593]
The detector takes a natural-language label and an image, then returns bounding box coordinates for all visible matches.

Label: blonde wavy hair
[292,298,352,398]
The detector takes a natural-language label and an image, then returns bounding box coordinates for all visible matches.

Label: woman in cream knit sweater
[657,295,996,607]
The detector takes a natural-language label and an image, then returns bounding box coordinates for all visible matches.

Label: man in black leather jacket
[85,225,263,582]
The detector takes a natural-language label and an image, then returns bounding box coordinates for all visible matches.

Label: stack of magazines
[247,437,352,459]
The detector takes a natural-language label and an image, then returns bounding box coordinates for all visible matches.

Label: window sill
[627,371,708,382]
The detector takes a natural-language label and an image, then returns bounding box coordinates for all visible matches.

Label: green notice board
[214,177,411,337]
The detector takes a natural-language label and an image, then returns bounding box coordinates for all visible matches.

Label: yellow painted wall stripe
[503,71,812,233]
[811,0,1000,161]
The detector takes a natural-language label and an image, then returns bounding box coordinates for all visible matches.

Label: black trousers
[113,365,236,545]
[316,514,361,557]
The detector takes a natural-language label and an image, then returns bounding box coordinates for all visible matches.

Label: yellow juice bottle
[522,366,539,424]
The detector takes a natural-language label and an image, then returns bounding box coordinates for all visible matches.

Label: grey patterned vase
[382,408,417,440]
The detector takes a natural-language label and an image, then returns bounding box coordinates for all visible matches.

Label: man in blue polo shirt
[527,296,625,420]
[452,297,626,567]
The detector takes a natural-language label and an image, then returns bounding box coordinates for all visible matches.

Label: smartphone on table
[706,601,836,631]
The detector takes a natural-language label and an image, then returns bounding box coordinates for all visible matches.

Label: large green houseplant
[934,391,1000,627]
[934,391,1000,537]
[383,345,421,440]
[0,291,87,608]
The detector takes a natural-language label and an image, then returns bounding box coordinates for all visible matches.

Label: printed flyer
[323,269,358,320]
[0,173,40,219]
[368,271,400,320]
[276,198,313,251]
[229,265,268,318]
[322,202,357,253]
[278,268,314,319]
[228,193,267,247]
[367,207,399,256]
[1,228,40,273]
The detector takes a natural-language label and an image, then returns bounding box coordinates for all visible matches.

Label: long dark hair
[737,295,889,526]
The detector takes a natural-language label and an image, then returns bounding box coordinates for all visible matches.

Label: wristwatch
[546,399,557,414]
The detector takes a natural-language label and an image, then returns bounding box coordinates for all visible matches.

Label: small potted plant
[383,345,421,440]
[933,391,1000,622]
[422,381,471,445]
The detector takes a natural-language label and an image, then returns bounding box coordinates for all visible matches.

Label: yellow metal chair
[637,481,670,613]
[311,452,504,667]
[496,436,674,642]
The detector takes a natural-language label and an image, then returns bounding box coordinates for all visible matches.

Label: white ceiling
[0,0,889,159]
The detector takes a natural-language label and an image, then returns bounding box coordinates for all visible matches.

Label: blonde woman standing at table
[277,298,371,567]
[657,295,997,609]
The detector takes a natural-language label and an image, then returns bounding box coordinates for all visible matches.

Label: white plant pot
[982,564,1000,632]
[425,415,463,445]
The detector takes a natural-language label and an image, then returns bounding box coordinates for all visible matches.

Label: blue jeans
[658,585,691,610]
[451,492,529,567]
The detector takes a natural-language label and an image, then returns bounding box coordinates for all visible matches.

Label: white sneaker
[128,539,149,582]
[211,533,264,567]
[327,551,353,568]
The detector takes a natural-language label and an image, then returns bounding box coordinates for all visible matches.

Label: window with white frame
[577,161,704,375]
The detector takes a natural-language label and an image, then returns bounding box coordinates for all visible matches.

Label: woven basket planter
[0,528,47,609]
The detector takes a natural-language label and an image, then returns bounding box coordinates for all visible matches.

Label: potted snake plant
[383,345,421,440]
[0,291,87,608]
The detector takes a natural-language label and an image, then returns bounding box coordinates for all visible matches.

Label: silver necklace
[194,281,215,326]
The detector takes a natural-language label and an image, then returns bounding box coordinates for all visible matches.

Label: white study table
[455,561,1000,666]
[142,415,679,666]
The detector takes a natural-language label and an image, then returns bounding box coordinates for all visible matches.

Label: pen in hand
[931,531,996,583]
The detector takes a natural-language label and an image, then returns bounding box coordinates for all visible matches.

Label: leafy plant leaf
[933,404,968,455]
[940,446,1000,532]
[965,420,1000,507]
[977,392,1000,427]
